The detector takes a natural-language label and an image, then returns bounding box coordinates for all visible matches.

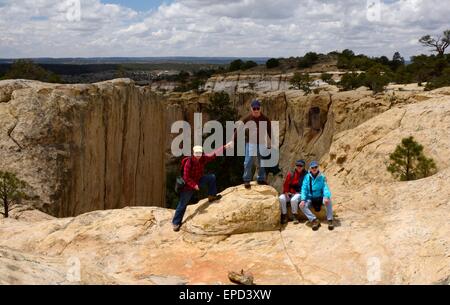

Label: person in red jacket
[279,160,307,224]
[172,144,231,232]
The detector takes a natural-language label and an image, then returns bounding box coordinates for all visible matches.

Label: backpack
[174,157,191,194]
[309,174,322,212]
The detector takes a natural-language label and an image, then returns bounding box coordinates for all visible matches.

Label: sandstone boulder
[184,184,280,236]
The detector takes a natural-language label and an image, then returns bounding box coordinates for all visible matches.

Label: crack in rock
[7,120,23,151]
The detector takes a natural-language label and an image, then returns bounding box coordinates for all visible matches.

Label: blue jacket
[301,171,332,201]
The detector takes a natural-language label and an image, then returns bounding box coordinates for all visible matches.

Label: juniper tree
[419,30,450,56]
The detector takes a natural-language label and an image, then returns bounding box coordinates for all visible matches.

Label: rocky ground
[1,87,449,284]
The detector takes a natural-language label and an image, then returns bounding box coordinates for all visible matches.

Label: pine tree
[387,136,437,181]
[0,171,27,218]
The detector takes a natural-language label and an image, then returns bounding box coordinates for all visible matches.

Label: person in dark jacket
[172,144,231,232]
[279,160,308,224]
[233,100,272,189]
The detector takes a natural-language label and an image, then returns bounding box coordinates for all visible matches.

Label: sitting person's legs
[290,194,301,215]
[300,200,316,222]
[279,194,290,224]
[324,198,333,221]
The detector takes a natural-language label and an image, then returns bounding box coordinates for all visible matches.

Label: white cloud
[0,0,449,58]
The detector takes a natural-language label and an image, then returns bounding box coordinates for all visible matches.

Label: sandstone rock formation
[0,79,166,217]
[1,79,449,285]
[0,246,117,285]
[184,184,280,236]
[2,88,450,284]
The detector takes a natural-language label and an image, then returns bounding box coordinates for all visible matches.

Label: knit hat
[193,146,203,156]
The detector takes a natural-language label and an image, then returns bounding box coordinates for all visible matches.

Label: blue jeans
[300,198,334,222]
[243,143,266,182]
[172,174,217,226]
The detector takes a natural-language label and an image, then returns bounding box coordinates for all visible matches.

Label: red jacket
[182,146,225,191]
[283,169,307,194]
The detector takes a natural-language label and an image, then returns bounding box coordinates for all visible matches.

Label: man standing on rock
[299,161,334,231]
[279,160,308,225]
[172,144,231,232]
[233,100,272,189]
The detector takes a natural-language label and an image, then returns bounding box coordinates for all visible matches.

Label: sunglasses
[252,107,260,111]
[311,166,319,169]
[296,164,304,167]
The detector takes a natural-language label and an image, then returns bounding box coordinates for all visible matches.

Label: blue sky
[103,0,172,12]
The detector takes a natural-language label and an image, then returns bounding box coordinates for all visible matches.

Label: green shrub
[298,52,319,68]
[364,65,392,93]
[229,59,244,72]
[290,72,312,95]
[241,61,258,70]
[339,72,365,91]
[266,58,280,69]
[229,59,258,71]
[425,67,450,90]
[2,59,62,83]
[321,73,334,84]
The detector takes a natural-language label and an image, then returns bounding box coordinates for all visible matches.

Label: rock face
[0,79,166,217]
[1,96,450,285]
[204,72,348,94]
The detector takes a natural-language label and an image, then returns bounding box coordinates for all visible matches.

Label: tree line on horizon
[1,30,449,92]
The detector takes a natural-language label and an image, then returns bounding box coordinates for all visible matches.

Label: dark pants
[172,174,217,226]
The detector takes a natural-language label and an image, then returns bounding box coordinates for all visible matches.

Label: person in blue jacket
[300,161,334,231]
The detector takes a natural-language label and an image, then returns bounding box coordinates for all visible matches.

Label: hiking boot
[281,214,288,225]
[257,181,268,185]
[244,182,251,189]
[208,194,222,203]
[311,219,321,231]
[173,224,181,232]
[293,214,301,225]
[328,220,334,231]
